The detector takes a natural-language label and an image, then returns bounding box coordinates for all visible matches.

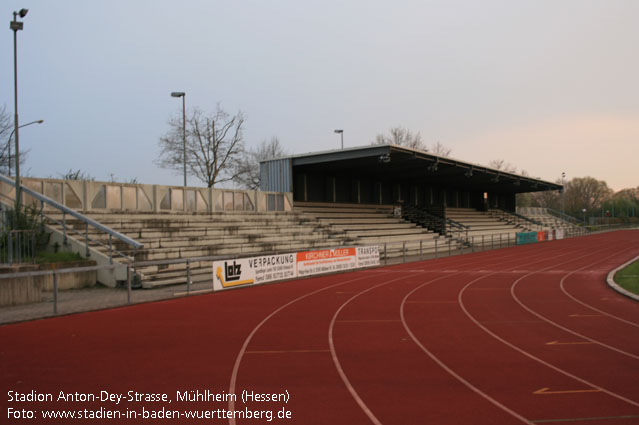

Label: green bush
[1,204,51,261]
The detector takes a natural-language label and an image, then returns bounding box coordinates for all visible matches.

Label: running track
[1,230,638,424]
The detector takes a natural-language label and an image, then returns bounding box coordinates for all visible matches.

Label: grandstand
[1,144,565,291]
[46,209,346,289]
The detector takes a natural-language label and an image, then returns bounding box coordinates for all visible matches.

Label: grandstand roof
[262,144,561,194]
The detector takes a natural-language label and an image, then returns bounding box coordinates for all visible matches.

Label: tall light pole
[561,171,566,216]
[171,92,187,186]
[334,129,343,149]
[10,8,28,210]
[5,119,44,176]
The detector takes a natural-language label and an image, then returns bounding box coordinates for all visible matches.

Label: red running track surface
[1,230,638,424]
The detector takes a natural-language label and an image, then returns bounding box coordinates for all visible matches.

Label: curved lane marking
[511,246,639,360]
[458,247,639,409]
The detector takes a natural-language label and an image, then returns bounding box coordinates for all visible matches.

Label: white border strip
[606,255,639,301]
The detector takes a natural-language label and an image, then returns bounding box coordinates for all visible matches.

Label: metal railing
[2,224,634,323]
[546,208,579,224]
[489,209,544,231]
[0,174,143,263]
[1,229,36,264]
[402,205,469,242]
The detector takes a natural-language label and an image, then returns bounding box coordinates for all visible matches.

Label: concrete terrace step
[127,239,340,261]
[356,233,439,244]
[318,217,405,225]
[62,225,327,241]
[54,217,313,231]
[295,207,392,214]
[345,228,432,237]
[331,222,417,231]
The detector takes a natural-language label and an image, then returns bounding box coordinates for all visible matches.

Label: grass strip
[614,260,639,295]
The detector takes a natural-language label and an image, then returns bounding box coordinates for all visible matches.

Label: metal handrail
[403,205,469,243]
[546,208,579,224]
[0,174,143,261]
[490,208,543,230]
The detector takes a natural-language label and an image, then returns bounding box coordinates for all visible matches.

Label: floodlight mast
[170,92,187,186]
[10,8,29,210]
[334,129,343,149]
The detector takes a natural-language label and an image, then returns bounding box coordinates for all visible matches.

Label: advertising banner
[516,232,538,245]
[297,248,358,277]
[213,253,296,291]
[213,245,380,291]
[356,245,380,268]
[555,229,565,240]
[537,231,547,242]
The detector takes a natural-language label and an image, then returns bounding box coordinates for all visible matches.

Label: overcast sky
[2,0,637,190]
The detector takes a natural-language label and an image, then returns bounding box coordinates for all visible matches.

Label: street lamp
[171,91,187,186]
[334,129,343,149]
[10,8,29,209]
[4,119,44,176]
[561,171,566,216]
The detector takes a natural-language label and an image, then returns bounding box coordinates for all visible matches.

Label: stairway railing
[0,174,143,263]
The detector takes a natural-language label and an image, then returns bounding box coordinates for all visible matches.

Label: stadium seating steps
[516,207,582,232]
[294,202,459,257]
[46,210,344,289]
[46,205,558,289]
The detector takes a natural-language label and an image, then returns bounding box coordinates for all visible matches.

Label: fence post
[448,239,451,256]
[491,234,494,250]
[127,265,132,305]
[7,231,12,265]
[17,231,22,263]
[482,235,485,251]
[85,222,90,257]
[186,259,192,294]
[435,239,438,258]
[471,236,474,253]
[62,212,67,245]
[109,234,113,265]
[53,271,58,315]
[419,240,423,260]
[384,243,387,265]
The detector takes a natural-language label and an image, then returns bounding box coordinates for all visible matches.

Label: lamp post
[10,8,28,209]
[561,171,566,217]
[171,92,187,186]
[5,119,43,176]
[334,129,343,149]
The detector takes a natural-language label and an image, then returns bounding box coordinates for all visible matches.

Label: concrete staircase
[46,210,347,289]
[516,207,582,232]
[294,202,458,257]
[446,208,528,243]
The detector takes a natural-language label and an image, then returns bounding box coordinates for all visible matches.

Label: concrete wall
[1,177,293,214]
[0,261,97,306]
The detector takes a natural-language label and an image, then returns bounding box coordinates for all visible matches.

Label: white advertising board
[213,245,380,291]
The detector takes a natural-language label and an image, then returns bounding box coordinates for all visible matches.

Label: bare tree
[488,159,518,174]
[156,105,246,188]
[0,105,29,176]
[373,126,427,150]
[430,141,452,156]
[58,169,95,181]
[233,137,288,190]
[108,173,138,184]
